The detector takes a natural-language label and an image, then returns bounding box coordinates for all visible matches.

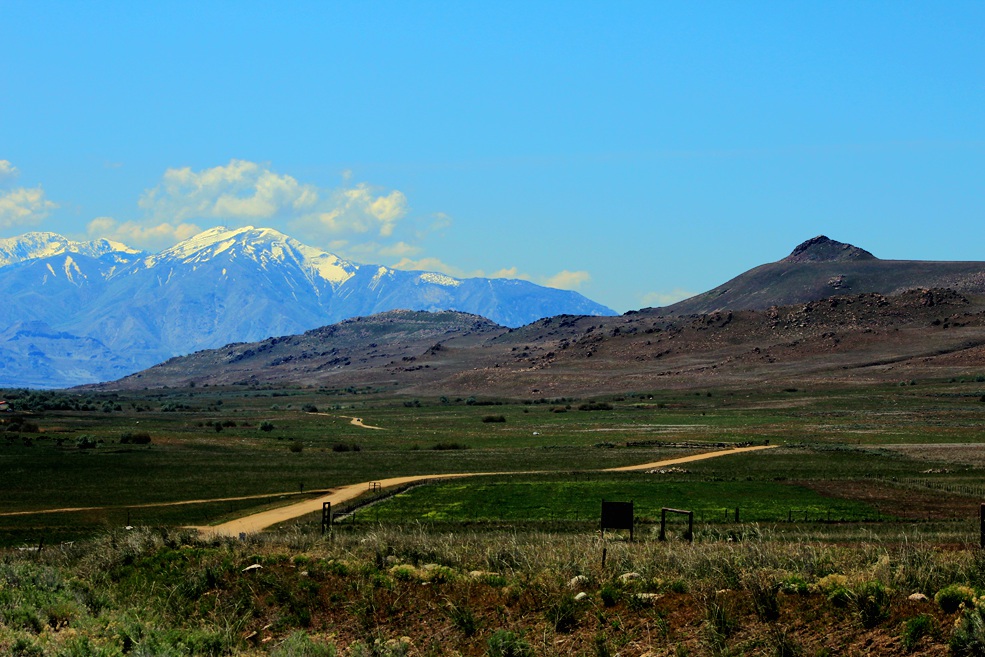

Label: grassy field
[4,381,985,654]
[3,379,985,546]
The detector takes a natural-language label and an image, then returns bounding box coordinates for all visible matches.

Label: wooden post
[686,511,694,543]
[980,503,985,549]
[659,508,667,541]
[734,507,739,523]
[321,502,332,534]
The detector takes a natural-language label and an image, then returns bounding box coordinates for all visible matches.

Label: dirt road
[310,413,385,430]
[192,444,776,537]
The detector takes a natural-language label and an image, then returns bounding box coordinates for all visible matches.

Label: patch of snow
[63,256,86,285]
[418,272,461,287]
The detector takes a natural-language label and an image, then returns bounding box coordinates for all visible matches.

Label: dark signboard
[601,500,634,539]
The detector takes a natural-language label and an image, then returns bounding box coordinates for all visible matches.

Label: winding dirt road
[191,444,777,537]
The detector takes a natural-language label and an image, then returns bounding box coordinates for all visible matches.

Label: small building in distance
[0,400,9,412]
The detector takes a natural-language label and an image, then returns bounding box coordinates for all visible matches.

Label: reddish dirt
[801,479,980,520]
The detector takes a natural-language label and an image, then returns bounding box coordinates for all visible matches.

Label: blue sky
[1,1,982,312]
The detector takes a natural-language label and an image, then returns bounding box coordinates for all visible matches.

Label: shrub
[332,443,361,452]
[482,415,506,423]
[852,581,891,628]
[936,584,975,613]
[578,402,613,411]
[448,601,479,637]
[600,583,620,607]
[951,603,985,656]
[746,571,781,622]
[301,404,319,413]
[259,421,275,432]
[120,432,151,445]
[703,592,738,647]
[75,435,98,449]
[432,442,468,450]
[289,441,304,453]
[900,614,938,653]
[488,630,531,657]
[768,626,804,657]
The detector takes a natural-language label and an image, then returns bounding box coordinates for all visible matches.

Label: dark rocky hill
[660,236,985,315]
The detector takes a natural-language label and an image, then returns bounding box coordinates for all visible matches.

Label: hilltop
[659,235,985,315]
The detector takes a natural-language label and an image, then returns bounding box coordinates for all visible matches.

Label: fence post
[321,502,332,535]
[980,503,985,549]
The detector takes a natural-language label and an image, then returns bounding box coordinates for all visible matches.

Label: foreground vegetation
[4,524,985,656]
[4,379,985,653]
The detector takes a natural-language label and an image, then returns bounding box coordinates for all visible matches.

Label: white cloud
[429,212,452,232]
[543,270,591,290]
[0,186,57,229]
[308,184,408,238]
[0,160,20,183]
[389,256,475,278]
[641,288,696,307]
[376,241,423,258]
[388,255,588,290]
[87,217,203,251]
[139,159,319,222]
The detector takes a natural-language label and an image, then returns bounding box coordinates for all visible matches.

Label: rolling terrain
[100,287,985,395]
[93,235,985,395]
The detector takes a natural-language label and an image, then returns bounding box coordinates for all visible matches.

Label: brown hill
[100,289,985,396]
[660,236,985,315]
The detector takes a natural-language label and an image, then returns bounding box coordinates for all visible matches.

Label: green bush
[852,581,891,628]
[951,604,985,656]
[120,432,151,445]
[900,614,937,653]
[936,584,975,613]
[271,631,337,656]
[578,402,613,411]
[448,601,479,637]
[482,415,506,423]
[600,582,620,607]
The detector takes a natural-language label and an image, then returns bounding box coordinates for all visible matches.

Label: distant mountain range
[99,235,985,395]
[0,226,615,388]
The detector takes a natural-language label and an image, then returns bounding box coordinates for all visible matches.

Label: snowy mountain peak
[142,226,358,287]
[0,232,143,267]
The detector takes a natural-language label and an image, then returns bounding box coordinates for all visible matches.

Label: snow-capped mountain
[0,232,142,268]
[0,226,616,387]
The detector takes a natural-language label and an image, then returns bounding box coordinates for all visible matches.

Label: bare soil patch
[802,479,980,520]
[883,443,985,467]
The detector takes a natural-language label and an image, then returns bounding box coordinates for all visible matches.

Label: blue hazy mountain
[0,226,615,387]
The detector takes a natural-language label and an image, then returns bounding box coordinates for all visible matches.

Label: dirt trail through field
[0,490,334,518]
[191,444,776,537]
[310,413,385,430]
